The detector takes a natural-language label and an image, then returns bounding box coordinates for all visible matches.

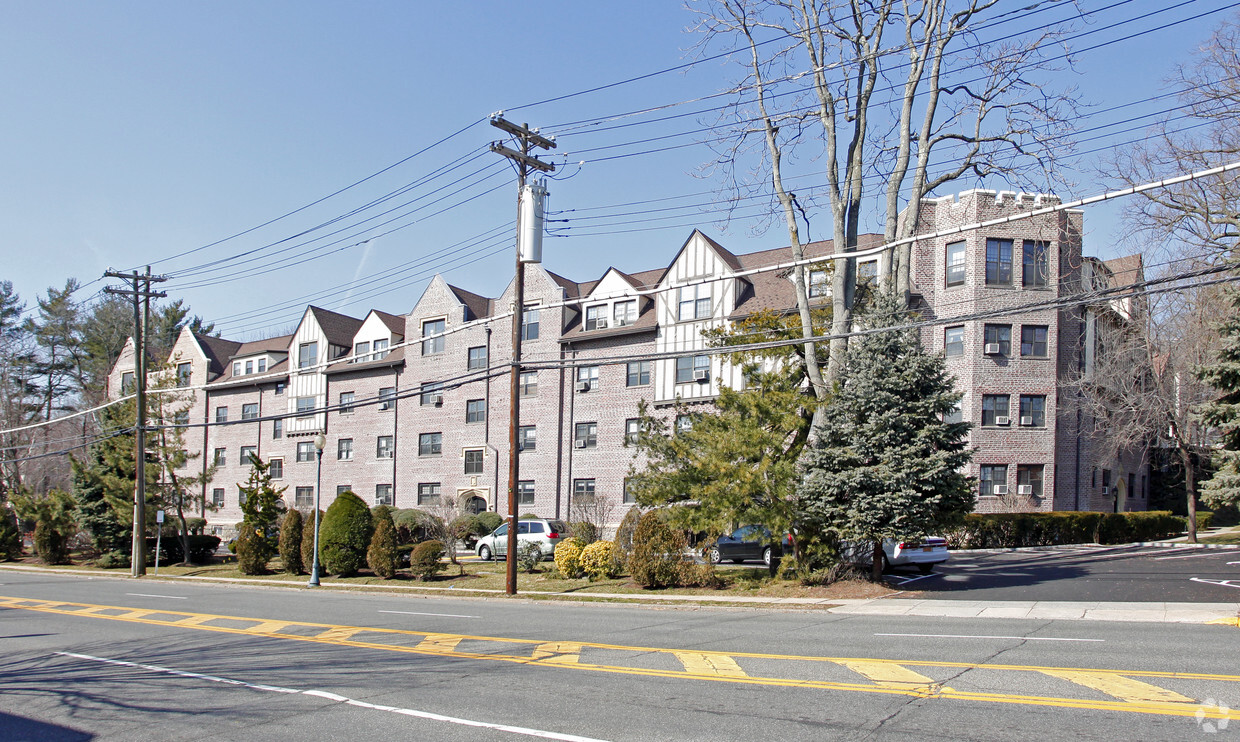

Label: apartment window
[373,338,390,360]
[519,371,538,397]
[272,418,282,439]
[1019,395,1046,427]
[298,342,317,370]
[379,387,396,411]
[574,422,597,449]
[339,391,355,414]
[296,441,314,463]
[375,484,393,506]
[420,381,444,406]
[614,300,637,327]
[576,366,599,391]
[1017,464,1044,498]
[678,284,711,321]
[466,399,486,424]
[215,406,228,423]
[233,362,241,377]
[173,410,189,426]
[585,304,607,331]
[242,403,258,421]
[295,487,313,508]
[245,360,254,375]
[275,382,285,395]
[240,446,257,467]
[985,238,1013,285]
[980,464,1008,497]
[983,324,1011,356]
[257,359,266,372]
[1021,325,1049,358]
[213,448,226,466]
[625,418,641,444]
[522,306,540,341]
[675,355,710,384]
[518,425,536,452]
[296,397,315,418]
[808,269,828,298]
[623,478,637,504]
[376,436,394,459]
[627,360,650,387]
[464,448,484,475]
[171,361,191,387]
[573,479,596,501]
[517,480,535,506]
[981,395,1010,427]
[676,415,694,433]
[353,341,370,363]
[419,433,442,456]
[417,482,441,506]
[1023,241,1049,288]
[211,488,225,508]
[945,241,966,287]
[944,402,963,425]
[269,458,283,479]
[467,345,487,370]
[421,318,445,356]
[858,260,878,283]
[238,486,248,506]
[337,438,353,461]
[944,326,964,357]
[120,371,135,394]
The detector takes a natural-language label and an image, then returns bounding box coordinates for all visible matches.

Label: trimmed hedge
[279,509,304,574]
[319,492,373,576]
[410,540,446,580]
[147,535,221,564]
[579,540,623,581]
[946,511,1188,550]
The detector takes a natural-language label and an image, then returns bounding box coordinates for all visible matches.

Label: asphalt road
[891,545,1240,602]
[2,569,1238,741]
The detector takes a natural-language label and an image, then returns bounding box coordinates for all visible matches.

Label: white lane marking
[1228,561,1240,566]
[57,651,608,742]
[126,593,187,600]
[874,633,1105,643]
[378,609,478,619]
[1190,577,1240,590]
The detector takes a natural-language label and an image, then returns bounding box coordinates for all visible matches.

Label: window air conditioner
[595,319,608,329]
[984,343,1002,355]
[1101,486,1109,495]
[575,380,591,392]
[1017,485,1034,495]
[574,439,587,449]
[1019,416,1034,426]
[429,393,443,407]
[992,484,1009,495]
[994,416,1010,426]
[380,401,392,411]
[693,369,710,382]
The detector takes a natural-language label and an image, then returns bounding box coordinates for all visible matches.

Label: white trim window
[677,284,711,321]
[613,300,637,327]
[585,304,608,331]
[422,319,445,356]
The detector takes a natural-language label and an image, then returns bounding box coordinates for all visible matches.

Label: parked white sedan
[843,537,951,574]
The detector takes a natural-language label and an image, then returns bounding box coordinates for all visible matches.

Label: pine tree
[236,455,287,570]
[1197,287,1240,508]
[71,400,158,556]
[798,291,974,580]
[148,363,216,564]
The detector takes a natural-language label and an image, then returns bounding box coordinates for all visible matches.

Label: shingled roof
[308,306,364,347]
[193,333,243,379]
[448,286,491,321]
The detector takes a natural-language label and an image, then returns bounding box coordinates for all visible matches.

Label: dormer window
[585,305,608,331]
[373,338,389,360]
[245,360,253,375]
[678,285,711,321]
[354,341,370,363]
[613,300,637,327]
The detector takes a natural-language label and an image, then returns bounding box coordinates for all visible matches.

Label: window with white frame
[242,403,258,421]
[466,399,485,423]
[418,482,441,506]
[213,448,226,466]
[375,484,393,506]
[980,464,1008,497]
[677,284,711,321]
[467,346,487,370]
[464,448,484,475]
[298,342,317,370]
[337,438,353,461]
[245,360,254,375]
[625,418,641,444]
[522,306,540,341]
[585,304,608,331]
[296,442,314,463]
[353,341,370,363]
[376,436,394,459]
[269,458,283,479]
[215,406,228,423]
[419,432,442,456]
[372,338,389,360]
[240,446,257,467]
[945,241,966,287]
[422,318,445,355]
[945,326,964,357]
[518,425,536,452]
[613,300,637,327]
[519,370,538,397]
[675,355,710,383]
[808,269,829,298]
[576,365,599,391]
[232,362,240,377]
[574,422,597,449]
[258,358,266,372]
[626,360,650,387]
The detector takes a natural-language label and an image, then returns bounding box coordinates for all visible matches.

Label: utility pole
[489,115,554,596]
[104,267,167,578]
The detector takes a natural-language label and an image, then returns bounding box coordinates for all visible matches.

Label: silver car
[475,518,568,561]
[843,537,951,574]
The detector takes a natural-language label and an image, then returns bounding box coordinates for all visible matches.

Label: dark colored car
[704,525,794,566]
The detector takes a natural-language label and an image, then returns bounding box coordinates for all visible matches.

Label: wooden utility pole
[489,116,554,596]
[104,266,167,577]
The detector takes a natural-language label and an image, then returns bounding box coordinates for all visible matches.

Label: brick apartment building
[108,189,1149,536]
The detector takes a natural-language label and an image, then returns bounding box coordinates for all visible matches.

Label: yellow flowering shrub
[554,537,585,578]
[579,540,623,581]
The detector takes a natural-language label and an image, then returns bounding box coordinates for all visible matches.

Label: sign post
[154,510,165,575]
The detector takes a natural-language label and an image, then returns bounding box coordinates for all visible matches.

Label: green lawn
[1199,530,1240,545]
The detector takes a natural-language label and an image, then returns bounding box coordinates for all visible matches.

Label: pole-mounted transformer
[518,182,548,264]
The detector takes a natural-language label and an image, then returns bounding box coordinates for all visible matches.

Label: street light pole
[308,433,326,587]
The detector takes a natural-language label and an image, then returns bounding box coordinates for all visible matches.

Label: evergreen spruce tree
[71,400,157,556]
[1197,287,1240,508]
[798,291,974,580]
[236,455,287,571]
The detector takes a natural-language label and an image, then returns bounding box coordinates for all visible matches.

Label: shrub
[95,549,129,569]
[579,540,623,581]
[554,537,586,578]
[279,509,304,575]
[519,512,540,520]
[368,510,399,579]
[1196,511,1215,531]
[34,519,71,565]
[629,511,689,589]
[570,521,599,545]
[235,524,269,575]
[517,541,543,573]
[0,508,21,561]
[683,563,723,589]
[393,508,440,544]
[476,511,503,534]
[319,491,373,576]
[301,510,323,573]
[945,511,1188,549]
[410,540,446,580]
[615,507,642,557]
[150,535,221,564]
[451,514,491,547]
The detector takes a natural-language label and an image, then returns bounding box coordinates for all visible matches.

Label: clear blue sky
[0,1,1230,339]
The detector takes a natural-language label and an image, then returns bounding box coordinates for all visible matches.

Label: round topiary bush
[319,492,373,576]
[579,540,622,581]
[367,509,399,579]
[476,511,503,534]
[410,539,446,580]
[279,509,304,575]
[629,511,688,589]
[554,536,585,578]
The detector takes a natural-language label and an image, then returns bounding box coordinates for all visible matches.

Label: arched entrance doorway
[1116,478,1128,513]
[458,489,488,514]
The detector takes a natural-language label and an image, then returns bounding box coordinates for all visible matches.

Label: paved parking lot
[893,545,1240,602]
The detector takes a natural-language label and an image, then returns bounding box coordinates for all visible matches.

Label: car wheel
[478,545,492,561]
[762,547,772,567]
[706,547,722,565]
[917,563,934,575]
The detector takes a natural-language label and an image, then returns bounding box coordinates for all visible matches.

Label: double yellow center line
[3,594,1237,721]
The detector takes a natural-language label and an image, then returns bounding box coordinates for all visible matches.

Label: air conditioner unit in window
[575,380,591,392]
[992,484,1009,495]
[1101,486,1110,495]
[429,393,443,407]
[574,439,587,449]
[594,319,608,329]
[693,369,710,382]
[1017,485,1034,495]
[984,343,1002,355]
[380,401,393,411]
[994,415,1010,426]
[1019,416,1034,426]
